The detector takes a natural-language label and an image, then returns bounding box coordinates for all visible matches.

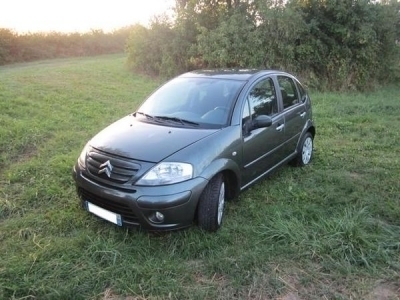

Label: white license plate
[86,201,122,226]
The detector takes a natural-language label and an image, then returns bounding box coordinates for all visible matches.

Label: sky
[0,0,175,33]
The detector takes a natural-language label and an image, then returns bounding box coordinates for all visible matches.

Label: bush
[125,0,400,91]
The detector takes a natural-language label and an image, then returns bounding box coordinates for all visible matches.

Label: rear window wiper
[154,116,199,127]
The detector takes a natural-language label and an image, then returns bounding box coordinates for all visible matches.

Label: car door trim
[241,151,297,190]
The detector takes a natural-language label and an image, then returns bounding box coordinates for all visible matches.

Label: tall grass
[0,55,399,299]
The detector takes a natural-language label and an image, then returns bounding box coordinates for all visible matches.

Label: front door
[241,77,286,187]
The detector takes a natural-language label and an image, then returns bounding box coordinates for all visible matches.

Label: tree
[0,29,17,65]
[125,0,400,89]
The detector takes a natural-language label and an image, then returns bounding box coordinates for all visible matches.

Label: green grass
[1,54,399,299]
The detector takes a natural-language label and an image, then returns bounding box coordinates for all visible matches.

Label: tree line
[0,28,131,65]
[1,0,399,90]
[126,0,400,90]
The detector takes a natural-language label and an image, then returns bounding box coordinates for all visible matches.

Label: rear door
[276,75,308,157]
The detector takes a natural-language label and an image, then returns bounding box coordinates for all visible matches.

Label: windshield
[136,77,245,128]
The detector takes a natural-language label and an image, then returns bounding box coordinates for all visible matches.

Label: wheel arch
[222,169,240,200]
[308,125,316,138]
[296,120,316,151]
[198,158,241,201]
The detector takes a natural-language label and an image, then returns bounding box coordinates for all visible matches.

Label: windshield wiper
[134,111,159,122]
[154,116,199,127]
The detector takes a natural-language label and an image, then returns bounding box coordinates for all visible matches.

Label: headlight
[78,143,91,168]
[136,162,193,186]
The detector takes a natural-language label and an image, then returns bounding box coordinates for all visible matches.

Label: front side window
[247,78,277,118]
[277,76,300,109]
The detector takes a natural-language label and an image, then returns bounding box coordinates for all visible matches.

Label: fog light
[155,211,164,222]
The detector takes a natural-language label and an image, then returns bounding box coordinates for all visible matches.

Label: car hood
[89,115,219,162]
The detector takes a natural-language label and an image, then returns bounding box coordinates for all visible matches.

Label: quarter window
[277,76,299,109]
[296,80,307,103]
[247,78,277,118]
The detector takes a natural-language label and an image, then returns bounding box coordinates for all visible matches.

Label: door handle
[276,124,284,131]
[299,112,306,118]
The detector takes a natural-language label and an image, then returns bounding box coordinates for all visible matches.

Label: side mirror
[252,115,272,129]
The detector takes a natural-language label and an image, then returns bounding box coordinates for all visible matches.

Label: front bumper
[72,163,209,230]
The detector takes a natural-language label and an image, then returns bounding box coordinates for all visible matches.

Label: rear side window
[277,76,300,109]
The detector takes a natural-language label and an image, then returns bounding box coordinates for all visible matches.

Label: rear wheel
[293,132,313,166]
[197,173,225,232]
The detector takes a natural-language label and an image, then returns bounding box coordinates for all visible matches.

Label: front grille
[78,188,139,225]
[86,148,141,184]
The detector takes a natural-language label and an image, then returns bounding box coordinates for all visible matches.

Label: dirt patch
[348,171,362,180]
[0,143,38,170]
[278,292,301,300]
[185,259,204,269]
[101,288,147,300]
[365,283,400,300]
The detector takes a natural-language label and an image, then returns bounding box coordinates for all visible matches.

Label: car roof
[179,69,289,81]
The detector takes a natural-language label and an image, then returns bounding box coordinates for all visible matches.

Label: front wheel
[197,173,225,232]
[293,132,314,167]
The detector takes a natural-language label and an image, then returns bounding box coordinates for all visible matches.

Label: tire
[197,173,225,232]
[293,132,313,167]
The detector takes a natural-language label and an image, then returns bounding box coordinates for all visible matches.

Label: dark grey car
[73,69,315,232]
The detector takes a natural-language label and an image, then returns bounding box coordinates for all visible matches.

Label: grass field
[1,54,399,300]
